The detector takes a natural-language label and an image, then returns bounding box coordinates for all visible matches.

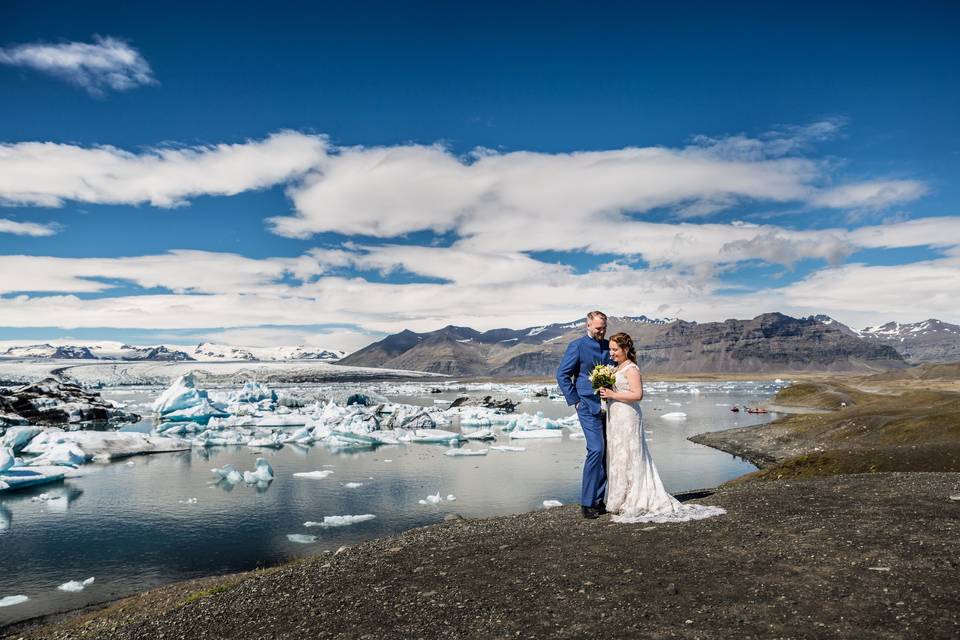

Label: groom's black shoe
[581,505,601,519]
[593,500,607,515]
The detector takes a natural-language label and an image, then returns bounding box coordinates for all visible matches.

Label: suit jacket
[556,335,612,415]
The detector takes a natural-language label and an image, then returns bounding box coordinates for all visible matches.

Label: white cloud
[0,218,58,236]
[780,254,960,327]
[0,250,327,295]
[268,127,926,244]
[0,131,329,208]
[810,180,927,210]
[0,36,155,95]
[1,215,957,336]
[270,142,822,239]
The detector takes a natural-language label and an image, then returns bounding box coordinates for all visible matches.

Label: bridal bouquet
[589,364,616,410]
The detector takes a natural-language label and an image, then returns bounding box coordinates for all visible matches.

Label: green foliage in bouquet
[588,364,616,391]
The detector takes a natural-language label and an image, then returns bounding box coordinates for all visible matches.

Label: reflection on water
[0,379,783,626]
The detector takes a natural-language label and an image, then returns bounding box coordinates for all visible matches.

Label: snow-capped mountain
[0,341,345,362]
[191,343,344,361]
[858,319,960,363]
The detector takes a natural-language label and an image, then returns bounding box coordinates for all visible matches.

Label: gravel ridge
[5,472,959,640]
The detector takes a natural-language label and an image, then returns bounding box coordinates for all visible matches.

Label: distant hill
[338,313,908,376]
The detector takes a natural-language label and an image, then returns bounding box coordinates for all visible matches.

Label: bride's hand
[599,388,613,399]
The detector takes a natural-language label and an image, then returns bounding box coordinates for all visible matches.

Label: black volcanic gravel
[6,473,960,640]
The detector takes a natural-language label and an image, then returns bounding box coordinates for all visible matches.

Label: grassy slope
[725,372,960,483]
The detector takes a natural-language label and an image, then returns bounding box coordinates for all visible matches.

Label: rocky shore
[6,473,959,639]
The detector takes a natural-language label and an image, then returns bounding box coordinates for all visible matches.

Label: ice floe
[304,514,376,527]
[444,448,488,457]
[58,577,95,592]
[660,412,687,420]
[543,500,563,508]
[294,470,334,479]
[286,534,317,544]
[0,595,28,607]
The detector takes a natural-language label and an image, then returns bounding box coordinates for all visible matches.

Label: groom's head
[586,310,607,340]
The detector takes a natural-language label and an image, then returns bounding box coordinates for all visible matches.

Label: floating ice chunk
[211,464,243,484]
[0,447,14,472]
[425,492,442,504]
[1,426,42,453]
[344,482,363,488]
[152,373,205,415]
[58,577,95,592]
[178,498,198,504]
[0,465,67,491]
[490,445,526,452]
[568,432,585,439]
[462,428,496,441]
[293,470,334,479]
[660,412,687,420]
[543,500,563,508]
[446,494,456,501]
[407,429,464,444]
[383,459,392,463]
[0,595,28,607]
[287,534,317,544]
[243,458,274,483]
[25,442,87,467]
[509,429,562,439]
[247,432,285,449]
[125,460,135,466]
[304,514,376,527]
[444,448,488,457]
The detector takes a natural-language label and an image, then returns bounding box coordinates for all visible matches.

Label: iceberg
[286,534,317,544]
[543,500,563,508]
[152,373,206,415]
[462,428,496,441]
[508,429,563,439]
[661,412,687,420]
[243,458,274,483]
[406,429,465,444]
[343,482,363,488]
[58,577,95,592]
[211,464,243,484]
[23,431,189,462]
[0,595,28,607]
[490,445,526,452]
[1,426,42,453]
[0,447,15,472]
[0,465,68,491]
[293,470,334,479]
[444,448,487,457]
[304,514,376,527]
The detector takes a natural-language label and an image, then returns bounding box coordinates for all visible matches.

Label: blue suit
[556,335,613,507]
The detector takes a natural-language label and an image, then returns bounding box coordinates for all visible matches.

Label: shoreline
[5,472,958,639]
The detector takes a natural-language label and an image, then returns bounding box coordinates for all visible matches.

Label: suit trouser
[577,404,607,506]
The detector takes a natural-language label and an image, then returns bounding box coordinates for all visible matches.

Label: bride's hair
[609,332,637,364]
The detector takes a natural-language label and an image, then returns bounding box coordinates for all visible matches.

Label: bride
[599,332,726,524]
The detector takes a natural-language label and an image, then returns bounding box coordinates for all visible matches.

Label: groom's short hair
[586,310,607,322]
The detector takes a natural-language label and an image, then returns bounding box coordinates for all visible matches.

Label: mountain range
[338,313,960,376]
[0,342,345,362]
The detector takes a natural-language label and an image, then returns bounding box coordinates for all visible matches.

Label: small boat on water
[730,406,740,413]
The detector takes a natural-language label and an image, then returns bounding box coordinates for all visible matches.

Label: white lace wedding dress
[605,362,727,524]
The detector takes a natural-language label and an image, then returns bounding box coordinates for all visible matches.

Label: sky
[0,1,958,352]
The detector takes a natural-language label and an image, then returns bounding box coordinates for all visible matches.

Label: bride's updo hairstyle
[609,332,637,364]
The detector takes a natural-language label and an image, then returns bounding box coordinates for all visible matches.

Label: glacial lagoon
[0,378,784,626]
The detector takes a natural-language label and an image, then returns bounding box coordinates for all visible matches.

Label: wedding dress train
[605,362,726,524]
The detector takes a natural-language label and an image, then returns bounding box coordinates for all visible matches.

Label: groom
[556,310,613,519]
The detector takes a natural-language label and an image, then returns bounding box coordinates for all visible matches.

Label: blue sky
[0,1,958,351]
